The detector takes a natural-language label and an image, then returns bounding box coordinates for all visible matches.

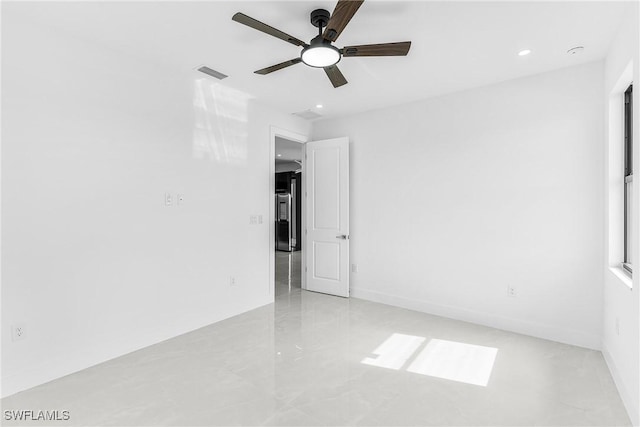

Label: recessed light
[518,49,531,56]
[277,154,282,157]
[316,104,323,109]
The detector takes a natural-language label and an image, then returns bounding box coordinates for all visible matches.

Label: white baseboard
[350,287,601,350]
[603,349,639,426]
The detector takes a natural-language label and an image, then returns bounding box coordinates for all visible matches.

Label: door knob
[336,234,349,240]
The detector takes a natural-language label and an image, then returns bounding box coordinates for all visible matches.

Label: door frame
[269,126,309,298]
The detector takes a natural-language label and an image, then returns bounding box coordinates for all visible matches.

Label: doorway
[269,131,350,299]
[270,128,307,297]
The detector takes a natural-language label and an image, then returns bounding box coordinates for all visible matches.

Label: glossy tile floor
[275,250,302,295]
[1,253,631,426]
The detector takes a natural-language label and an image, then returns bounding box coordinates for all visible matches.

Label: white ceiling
[7,1,630,119]
[275,136,304,162]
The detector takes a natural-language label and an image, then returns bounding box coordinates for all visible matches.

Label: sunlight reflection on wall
[193,78,251,164]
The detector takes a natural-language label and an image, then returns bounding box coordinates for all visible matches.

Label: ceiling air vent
[292,110,323,120]
[196,66,228,80]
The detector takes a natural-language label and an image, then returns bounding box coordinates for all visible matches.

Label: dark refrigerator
[275,193,292,251]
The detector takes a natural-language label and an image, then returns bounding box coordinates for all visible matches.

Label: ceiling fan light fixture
[301,45,341,68]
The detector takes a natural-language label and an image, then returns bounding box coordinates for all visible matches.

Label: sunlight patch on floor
[407,338,498,386]
[362,335,498,387]
[361,333,426,370]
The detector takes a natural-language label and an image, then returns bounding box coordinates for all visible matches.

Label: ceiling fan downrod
[310,9,331,35]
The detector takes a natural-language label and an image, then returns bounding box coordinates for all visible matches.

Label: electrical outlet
[177,194,184,206]
[229,276,236,287]
[11,323,26,342]
[615,317,620,336]
[249,215,257,225]
[507,285,516,297]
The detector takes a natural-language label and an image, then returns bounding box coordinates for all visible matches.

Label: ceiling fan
[232,0,411,88]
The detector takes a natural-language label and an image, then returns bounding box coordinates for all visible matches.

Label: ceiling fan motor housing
[310,9,331,28]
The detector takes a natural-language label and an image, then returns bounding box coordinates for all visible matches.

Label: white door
[305,137,349,297]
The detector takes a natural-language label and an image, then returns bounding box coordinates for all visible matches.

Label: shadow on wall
[192,78,252,164]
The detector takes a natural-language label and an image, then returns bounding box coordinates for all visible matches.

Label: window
[623,84,633,274]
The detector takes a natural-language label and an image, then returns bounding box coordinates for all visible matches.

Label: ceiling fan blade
[324,65,348,88]
[255,58,302,75]
[232,13,308,47]
[342,41,412,57]
[322,0,364,42]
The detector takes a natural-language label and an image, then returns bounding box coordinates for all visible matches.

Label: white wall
[1,12,310,397]
[602,3,640,425]
[313,62,604,350]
